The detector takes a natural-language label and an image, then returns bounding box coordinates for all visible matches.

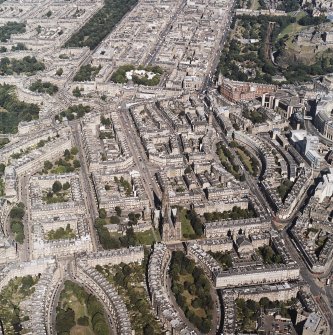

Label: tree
[115,206,122,216]
[22,275,34,289]
[259,297,270,310]
[99,208,107,219]
[184,165,192,174]
[11,43,27,51]
[56,68,63,76]
[200,319,211,333]
[10,206,25,220]
[29,80,58,95]
[110,216,120,224]
[122,263,132,276]
[101,115,111,126]
[52,181,62,193]
[55,308,75,333]
[128,212,138,224]
[143,324,155,335]
[187,209,203,237]
[63,182,70,190]
[15,231,25,243]
[0,84,40,134]
[0,163,5,175]
[65,0,138,50]
[74,64,101,81]
[77,316,89,326]
[73,160,81,168]
[71,147,78,155]
[0,22,26,42]
[72,86,82,97]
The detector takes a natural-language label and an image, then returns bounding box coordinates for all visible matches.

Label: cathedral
[160,190,181,242]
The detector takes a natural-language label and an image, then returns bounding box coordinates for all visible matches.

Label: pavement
[72,125,99,251]
[209,100,333,331]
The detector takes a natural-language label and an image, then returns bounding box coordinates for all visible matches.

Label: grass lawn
[71,325,94,335]
[236,147,253,174]
[107,228,160,247]
[51,165,67,174]
[278,22,303,38]
[170,253,213,333]
[42,191,69,204]
[102,263,164,334]
[179,273,193,284]
[46,225,76,240]
[135,229,157,245]
[217,143,241,179]
[218,147,228,162]
[109,232,122,238]
[178,273,206,318]
[278,11,307,38]
[61,291,86,320]
[58,281,106,335]
[153,228,162,241]
[180,209,195,239]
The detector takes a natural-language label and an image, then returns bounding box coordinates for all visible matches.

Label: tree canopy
[0,56,45,76]
[65,0,138,49]
[0,84,40,133]
[0,22,26,42]
[74,64,101,81]
[29,80,58,95]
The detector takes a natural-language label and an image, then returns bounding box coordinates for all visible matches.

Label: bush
[77,316,89,326]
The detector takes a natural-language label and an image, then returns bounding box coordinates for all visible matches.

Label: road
[17,174,32,262]
[116,106,164,239]
[211,114,273,217]
[209,94,333,331]
[281,228,333,330]
[118,107,162,204]
[304,119,333,147]
[144,0,187,66]
[200,0,236,92]
[72,124,99,252]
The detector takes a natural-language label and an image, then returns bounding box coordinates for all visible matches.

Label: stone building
[161,190,181,242]
[220,76,277,103]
